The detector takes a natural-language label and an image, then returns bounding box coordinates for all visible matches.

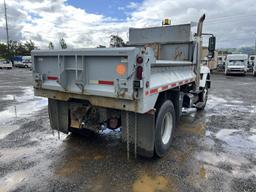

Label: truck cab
[225,54,248,75]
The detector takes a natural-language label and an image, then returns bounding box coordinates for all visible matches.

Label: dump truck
[225,54,248,75]
[32,14,215,158]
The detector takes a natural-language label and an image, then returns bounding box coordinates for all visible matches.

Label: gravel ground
[0,68,255,192]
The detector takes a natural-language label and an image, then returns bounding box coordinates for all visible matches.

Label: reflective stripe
[90,80,114,85]
[98,80,114,85]
[47,76,58,80]
[150,88,158,94]
[145,78,195,96]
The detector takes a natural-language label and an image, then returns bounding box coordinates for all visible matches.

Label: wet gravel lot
[0,68,255,192]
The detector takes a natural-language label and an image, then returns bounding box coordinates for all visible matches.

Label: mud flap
[48,99,69,134]
[121,111,155,158]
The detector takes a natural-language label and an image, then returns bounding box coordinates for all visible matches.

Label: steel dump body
[32,16,212,157]
[32,24,197,114]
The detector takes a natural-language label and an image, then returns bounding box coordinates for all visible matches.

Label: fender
[199,66,210,88]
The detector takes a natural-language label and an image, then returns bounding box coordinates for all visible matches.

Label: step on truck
[32,15,215,158]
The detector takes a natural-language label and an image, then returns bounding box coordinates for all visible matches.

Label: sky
[0,0,255,49]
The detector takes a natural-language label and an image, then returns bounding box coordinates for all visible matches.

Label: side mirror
[208,36,216,59]
[208,36,216,52]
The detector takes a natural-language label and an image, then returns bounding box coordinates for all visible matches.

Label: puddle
[0,99,47,122]
[132,174,170,192]
[55,152,105,177]
[55,161,82,177]
[0,170,29,192]
[0,86,47,139]
[0,147,37,161]
[199,166,206,178]
[1,86,33,102]
[207,96,246,110]
[179,122,206,137]
[215,129,240,138]
[0,124,20,139]
[195,151,250,166]
[207,95,227,108]
[215,129,256,150]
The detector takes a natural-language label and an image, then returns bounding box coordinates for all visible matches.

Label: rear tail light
[136,56,143,65]
[137,66,143,80]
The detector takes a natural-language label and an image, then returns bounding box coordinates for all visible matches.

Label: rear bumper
[34,88,139,112]
[226,68,246,74]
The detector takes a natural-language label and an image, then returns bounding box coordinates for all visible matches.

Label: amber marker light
[116,63,126,76]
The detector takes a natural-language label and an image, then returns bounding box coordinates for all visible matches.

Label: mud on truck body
[32,15,215,158]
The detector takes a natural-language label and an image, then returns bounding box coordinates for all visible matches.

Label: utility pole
[255,32,256,55]
[4,0,10,59]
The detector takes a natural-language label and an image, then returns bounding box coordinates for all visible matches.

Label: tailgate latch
[116,79,128,96]
[33,73,43,88]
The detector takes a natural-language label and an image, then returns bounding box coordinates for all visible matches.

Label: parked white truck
[225,54,248,75]
[0,59,12,69]
[32,15,215,158]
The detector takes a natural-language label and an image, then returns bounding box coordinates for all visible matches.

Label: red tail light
[137,66,143,80]
[136,56,143,65]
[47,76,58,80]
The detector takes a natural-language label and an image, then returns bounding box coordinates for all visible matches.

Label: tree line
[0,38,68,60]
[0,35,125,61]
[0,40,37,60]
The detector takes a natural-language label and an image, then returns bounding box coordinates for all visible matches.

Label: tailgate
[32,48,139,100]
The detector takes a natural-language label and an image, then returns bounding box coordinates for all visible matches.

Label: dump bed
[32,24,198,113]
[32,48,140,100]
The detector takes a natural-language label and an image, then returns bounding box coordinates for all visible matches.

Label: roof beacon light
[162,18,171,26]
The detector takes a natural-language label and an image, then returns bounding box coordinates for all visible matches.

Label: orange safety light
[116,63,126,76]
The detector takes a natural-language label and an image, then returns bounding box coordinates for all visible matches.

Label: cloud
[127,2,140,9]
[0,0,255,49]
[127,0,256,48]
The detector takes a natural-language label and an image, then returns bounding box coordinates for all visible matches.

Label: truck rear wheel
[155,100,175,157]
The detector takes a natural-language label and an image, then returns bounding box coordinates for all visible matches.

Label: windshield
[250,56,255,60]
[228,60,245,66]
[23,59,31,63]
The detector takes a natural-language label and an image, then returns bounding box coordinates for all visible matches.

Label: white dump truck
[32,15,215,158]
[225,54,248,75]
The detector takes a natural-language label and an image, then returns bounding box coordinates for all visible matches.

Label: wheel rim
[161,112,173,145]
